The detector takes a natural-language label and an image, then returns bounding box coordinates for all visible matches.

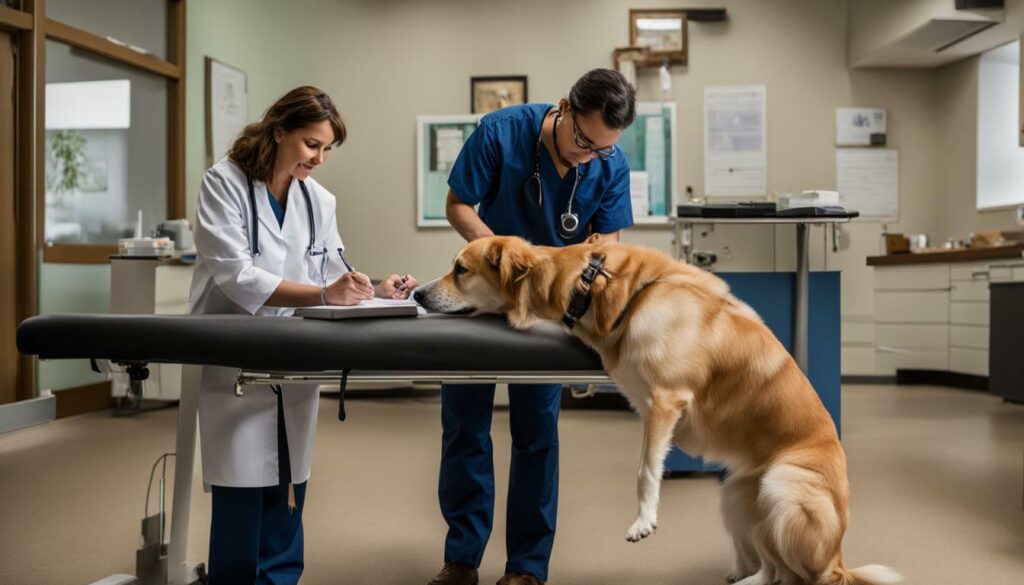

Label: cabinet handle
[971,270,990,280]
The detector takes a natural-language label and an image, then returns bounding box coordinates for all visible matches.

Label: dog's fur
[416,236,901,585]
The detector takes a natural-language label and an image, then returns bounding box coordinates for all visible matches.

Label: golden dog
[415,236,901,585]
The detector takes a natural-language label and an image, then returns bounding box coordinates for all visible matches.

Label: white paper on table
[704,85,767,197]
[629,171,650,217]
[434,127,464,172]
[836,108,886,146]
[836,149,899,218]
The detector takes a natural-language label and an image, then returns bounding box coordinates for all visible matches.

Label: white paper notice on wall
[630,171,650,217]
[836,108,886,146]
[207,58,247,166]
[704,85,767,197]
[836,149,899,218]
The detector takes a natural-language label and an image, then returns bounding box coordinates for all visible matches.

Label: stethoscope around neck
[523,109,582,240]
[246,176,318,257]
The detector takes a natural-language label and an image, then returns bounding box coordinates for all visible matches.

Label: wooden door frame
[1,0,186,400]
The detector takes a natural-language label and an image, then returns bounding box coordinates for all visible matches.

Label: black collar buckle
[562,257,610,329]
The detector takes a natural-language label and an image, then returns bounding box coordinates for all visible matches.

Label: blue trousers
[439,383,561,582]
[208,388,306,585]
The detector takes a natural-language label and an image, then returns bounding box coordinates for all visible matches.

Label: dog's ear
[485,237,540,288]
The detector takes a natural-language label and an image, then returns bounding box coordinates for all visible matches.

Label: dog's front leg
[626,391,687,542]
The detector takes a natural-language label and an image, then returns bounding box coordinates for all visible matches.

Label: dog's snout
[413,289,425,304]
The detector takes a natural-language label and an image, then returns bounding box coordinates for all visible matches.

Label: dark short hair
[229,86,346,182]
[567,69,637,130]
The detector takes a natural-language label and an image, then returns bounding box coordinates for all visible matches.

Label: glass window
[47,0,168,61]
[44,39,167,245]
[976,40,1024,210]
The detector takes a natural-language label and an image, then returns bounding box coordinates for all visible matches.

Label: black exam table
[16,312,609,585]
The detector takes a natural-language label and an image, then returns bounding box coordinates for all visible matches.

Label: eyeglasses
[569,109,617,160]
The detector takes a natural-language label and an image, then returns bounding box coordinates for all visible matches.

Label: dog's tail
[823,564,903,585]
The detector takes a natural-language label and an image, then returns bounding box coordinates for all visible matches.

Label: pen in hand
[337,248,374,298]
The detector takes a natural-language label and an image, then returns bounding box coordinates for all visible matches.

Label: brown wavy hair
[228,86,347,182]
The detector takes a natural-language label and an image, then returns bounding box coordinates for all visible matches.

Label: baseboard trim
[54,381,114,418]
[841,375,898,384]
[896,369,989,392]
[0,395,56,434]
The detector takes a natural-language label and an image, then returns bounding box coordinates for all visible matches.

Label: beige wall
[185,0,1018,293]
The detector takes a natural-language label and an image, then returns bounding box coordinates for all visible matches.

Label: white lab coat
[189,158,346,487]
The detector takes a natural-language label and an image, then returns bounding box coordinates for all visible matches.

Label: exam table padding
[17,313,604,373]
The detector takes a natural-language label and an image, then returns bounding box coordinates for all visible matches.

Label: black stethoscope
[245,177,321,258]
[523,109,582,240]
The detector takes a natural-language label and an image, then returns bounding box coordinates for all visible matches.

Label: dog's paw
[625,517,656,542]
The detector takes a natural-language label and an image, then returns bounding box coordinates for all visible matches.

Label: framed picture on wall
[205,57,248,167]
[470,76,528,114]
[629,9,688,66]
[417,115,481,227]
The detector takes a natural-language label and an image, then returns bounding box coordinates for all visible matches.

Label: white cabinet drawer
[842,346,878,375]
[949,301,990,326]
[1014,267,1024,282]
[950,324,989,350]
[876,348,949,372]
[989,265,1014,281]
[876,324,948,350]
[842,321,875,344]
[874,264,949,290]
[950,280,990,302]
[950,261,993,281]
[950,348,988,376]
[875,291,949,323]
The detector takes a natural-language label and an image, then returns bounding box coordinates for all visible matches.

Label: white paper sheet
[836,108,886,146]
[434,127,464,172]
[704,85,766,197]
[629,171,650,217]
[836,149,899,218]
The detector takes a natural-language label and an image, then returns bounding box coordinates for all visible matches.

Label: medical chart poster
[615,102,677,222]
[836,148,899,219]
[417,115,481,227]
[704,85,767,198]
[205,57,247,167]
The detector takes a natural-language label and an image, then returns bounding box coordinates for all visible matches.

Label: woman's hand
[376,274,419,299]
[324,271,374,305]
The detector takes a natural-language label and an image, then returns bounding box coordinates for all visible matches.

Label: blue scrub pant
[208,389,306,585]
[439,383,561,582]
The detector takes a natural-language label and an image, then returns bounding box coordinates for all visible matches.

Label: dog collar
[562,256,611,329]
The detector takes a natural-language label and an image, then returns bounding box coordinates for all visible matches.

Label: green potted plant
[47,129,87,209]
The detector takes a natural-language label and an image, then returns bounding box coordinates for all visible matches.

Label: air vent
[897,19,999,53]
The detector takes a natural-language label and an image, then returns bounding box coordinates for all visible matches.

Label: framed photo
[205,57,247,167]
[470,76,528,115]
[629,9,688,66]
[417,115,481,227]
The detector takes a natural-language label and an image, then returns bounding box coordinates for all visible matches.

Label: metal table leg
[167,365,203,585]
[794,223,809,372]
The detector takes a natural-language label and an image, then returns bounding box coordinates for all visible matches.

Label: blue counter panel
[664,271,841,473]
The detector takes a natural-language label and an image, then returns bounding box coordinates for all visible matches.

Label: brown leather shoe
[427,563,479,585]
[496,572,544,585]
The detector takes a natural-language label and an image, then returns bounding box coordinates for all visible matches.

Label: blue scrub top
[447,104,633,246]
[267,190,286,228]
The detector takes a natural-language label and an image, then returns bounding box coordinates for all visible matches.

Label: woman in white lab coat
[189,86,418,584]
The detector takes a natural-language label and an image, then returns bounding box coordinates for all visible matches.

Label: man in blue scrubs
[427,69,636,585]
